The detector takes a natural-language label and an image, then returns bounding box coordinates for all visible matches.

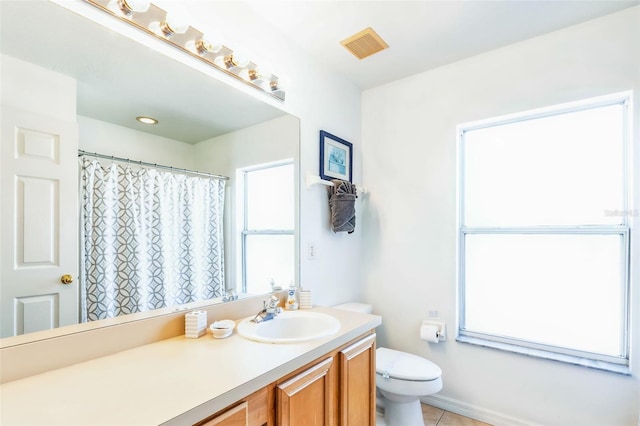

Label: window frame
[456,92,633,374]
[239,160,295,294]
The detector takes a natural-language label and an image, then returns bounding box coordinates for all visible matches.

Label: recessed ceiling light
[136,116,158,125]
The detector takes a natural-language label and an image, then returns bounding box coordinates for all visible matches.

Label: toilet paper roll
[420,325,440,343]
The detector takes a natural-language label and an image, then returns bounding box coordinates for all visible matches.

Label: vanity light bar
[85,0,285,101]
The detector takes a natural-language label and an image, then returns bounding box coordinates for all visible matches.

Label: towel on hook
[328,179,357,233]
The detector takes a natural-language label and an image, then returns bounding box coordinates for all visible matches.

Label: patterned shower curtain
[80,157,225,322]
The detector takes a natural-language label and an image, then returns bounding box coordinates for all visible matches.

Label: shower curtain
[80,157,225,322]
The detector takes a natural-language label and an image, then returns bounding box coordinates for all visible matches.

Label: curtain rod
[78,150,229,181]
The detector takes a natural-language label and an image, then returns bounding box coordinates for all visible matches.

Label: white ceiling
[244,0,639,89]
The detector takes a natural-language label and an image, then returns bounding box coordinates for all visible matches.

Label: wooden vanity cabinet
[196,385,275,426]
[338,333,376,425]
[195,332,375,426]
[275,331,376,426]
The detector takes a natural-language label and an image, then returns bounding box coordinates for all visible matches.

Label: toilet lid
[376,347,442,381]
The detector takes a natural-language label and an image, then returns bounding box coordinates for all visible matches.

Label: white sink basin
[236,310,341,343]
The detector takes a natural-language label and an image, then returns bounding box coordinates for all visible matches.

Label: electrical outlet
[308,242,316,260]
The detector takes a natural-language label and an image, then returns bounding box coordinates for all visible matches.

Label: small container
[210,319,235,339]
[185,310,207,338]
[299,289,312,309]
[285,286,299,310]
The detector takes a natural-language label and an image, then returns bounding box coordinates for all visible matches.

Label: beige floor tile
[437,411,492,426]
[421,403,445,426]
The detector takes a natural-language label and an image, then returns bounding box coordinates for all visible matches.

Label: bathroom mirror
[0,0,299,340]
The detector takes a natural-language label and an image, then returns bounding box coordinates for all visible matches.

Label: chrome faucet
[251,294,282,323]
[222,289,238,302]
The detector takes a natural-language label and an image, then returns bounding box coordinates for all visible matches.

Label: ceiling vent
[340,27,389,60]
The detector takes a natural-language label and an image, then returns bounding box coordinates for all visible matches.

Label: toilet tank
[333,302,373,314]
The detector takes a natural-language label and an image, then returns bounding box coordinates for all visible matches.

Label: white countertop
[0,307,381,426]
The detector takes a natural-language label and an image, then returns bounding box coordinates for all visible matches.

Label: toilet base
[379,394,424,426]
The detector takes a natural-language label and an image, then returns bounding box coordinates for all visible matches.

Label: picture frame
[319,130,353,183]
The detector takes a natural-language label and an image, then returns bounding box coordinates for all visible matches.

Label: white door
[1,106,78,338]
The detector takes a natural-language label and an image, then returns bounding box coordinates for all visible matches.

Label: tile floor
[376,402,493,426]
[421,403,493,426]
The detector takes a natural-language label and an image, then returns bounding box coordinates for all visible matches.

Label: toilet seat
[376,347,441,381]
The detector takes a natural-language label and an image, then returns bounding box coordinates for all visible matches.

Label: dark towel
[328,179,357,233]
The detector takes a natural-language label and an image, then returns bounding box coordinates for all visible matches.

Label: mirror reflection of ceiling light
[136,116,158,124]
[85,0,285,101]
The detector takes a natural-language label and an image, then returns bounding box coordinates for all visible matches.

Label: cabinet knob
[60,274,74,285]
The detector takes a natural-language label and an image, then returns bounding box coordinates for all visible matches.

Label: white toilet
[335,303,443,426]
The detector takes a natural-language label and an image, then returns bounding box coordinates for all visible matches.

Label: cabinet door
[246,384,274,426]
[199,401,248,426]
[277,357,333,426]
[339,333,376,426]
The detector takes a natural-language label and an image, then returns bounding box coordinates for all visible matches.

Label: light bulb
[165,12,189,35]
[185,35,223,56]
[149,11,190,37]
[229,51,249,68]
[239,68,258,81]
[124,0,150,13]
[107,0,150,16]
[242,66,272,83]
[213,54,227,69]
[214,53,248,70]
[256,67,273,82]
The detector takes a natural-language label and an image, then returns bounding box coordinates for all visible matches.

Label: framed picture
[319,130,353,183]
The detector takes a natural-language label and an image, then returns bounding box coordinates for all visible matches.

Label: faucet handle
[222,289,238,302]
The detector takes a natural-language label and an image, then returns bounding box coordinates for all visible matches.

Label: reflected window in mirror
[239,161,295,294]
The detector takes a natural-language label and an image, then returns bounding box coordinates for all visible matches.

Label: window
[240,161,295,294]
[457,93,632,373]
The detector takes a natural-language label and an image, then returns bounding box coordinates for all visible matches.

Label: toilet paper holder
[421,320,446,341]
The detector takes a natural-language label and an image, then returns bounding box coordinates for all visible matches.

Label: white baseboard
[420,394,539,426]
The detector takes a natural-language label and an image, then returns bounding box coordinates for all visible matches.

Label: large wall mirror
[0,0,300,340]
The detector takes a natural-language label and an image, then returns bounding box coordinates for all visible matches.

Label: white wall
[361,7,640,425]
[78,115,194,169]
[193,115,299,178]
[0,54,76,122]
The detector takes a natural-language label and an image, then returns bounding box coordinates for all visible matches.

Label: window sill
[456,334,631,375]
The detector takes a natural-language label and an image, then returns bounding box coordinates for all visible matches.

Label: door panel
[1,106,78,338]
[18,176,58,265]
